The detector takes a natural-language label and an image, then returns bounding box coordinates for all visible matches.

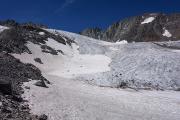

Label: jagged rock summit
[80,13,180,42]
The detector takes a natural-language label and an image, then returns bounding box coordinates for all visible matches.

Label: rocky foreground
[0,20,74,120]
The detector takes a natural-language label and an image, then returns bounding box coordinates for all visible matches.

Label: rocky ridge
[80,13,180,42]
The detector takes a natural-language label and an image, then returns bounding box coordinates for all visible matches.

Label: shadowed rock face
[80,13,180,42]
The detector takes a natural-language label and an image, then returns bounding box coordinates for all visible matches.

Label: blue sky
[0,0,180,32]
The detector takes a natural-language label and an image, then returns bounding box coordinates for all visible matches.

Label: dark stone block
[38,114,48,120]
[34,58,43,64]
[0,78,12,95]
[34,80,48,88]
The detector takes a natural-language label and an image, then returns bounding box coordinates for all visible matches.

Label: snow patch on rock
[0,25,8,33]
[141,17,155,24]
[163,28,172,38]
[38,32,45,35]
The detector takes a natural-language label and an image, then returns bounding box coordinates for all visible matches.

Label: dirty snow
[141,17,155,24]
[163,28,172,37]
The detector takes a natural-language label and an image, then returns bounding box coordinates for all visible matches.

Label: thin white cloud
[55,0,76,13]
[61,0,76,9]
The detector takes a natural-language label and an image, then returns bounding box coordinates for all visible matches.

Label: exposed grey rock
[0,20,75,120]
[80,13,180,42]
[34,80,48,88]
[80,27,103,40]
[0,77,12,95]
[41,45,58,55]
[0,23,74,55]
[0,19,19,27]
[38,114,48,120]
[34,58,43,64]
[0,53,47,95]
[0,28,30,54]
[0,94,39,120]
[57,50,64,55]
[24,86,30,90]
[0,52,48,119]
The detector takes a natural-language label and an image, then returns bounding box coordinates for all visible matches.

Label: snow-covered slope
[13,34,111,79]
[13,28,180,90]
[12,28,180,120]
[46,29,180,90]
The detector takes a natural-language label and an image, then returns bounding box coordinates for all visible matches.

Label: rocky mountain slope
[80,13,180,42]
[0,20,74,120]
[0,19,180,120]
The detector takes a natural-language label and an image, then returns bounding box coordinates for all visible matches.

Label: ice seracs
[141,17,155,24]
[163,28,172,38]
